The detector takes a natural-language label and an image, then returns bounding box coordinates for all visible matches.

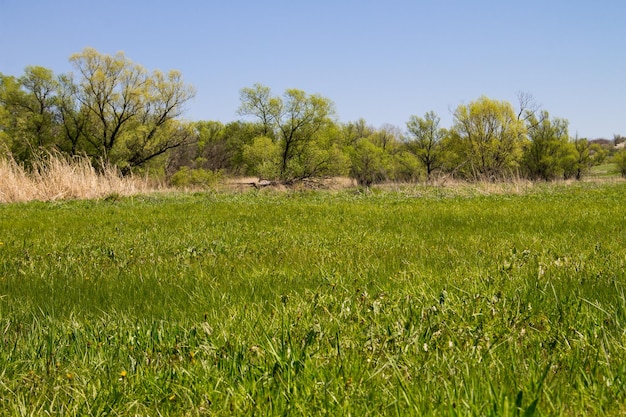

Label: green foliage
[390,149,422,182]
[0,49,196,174]
[0,68,59,162]
[69,48,196,173]
[1,184,626,414]
[453,96,526,180]
[341,123,406,185]
[340,118,375,147]
[241,136,281,179]
[238,84,337,181]
[521,111,570,180]
[613,149,626,177]
[169,166,222,188]
[2,55,623,184]
[348,137,389,186]
[590,142,608,166]
[562,138,592,180]
[168,120,267,177]
[406,111,446,180]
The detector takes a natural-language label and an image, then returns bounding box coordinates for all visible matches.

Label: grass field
[1,183,625,415]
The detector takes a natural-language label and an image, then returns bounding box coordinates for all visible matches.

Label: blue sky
[1,0,624,139]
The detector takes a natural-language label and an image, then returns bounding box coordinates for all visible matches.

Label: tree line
[1,48,624,185]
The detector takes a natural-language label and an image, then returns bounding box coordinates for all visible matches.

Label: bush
[613,150,626,178]
[169,167,222,189]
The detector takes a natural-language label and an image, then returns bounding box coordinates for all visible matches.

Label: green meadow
[1,183,625,416]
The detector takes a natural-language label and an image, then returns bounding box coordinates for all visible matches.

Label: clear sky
[1,0,624,139]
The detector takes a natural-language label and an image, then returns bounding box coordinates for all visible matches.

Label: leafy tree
[169,166,222,189]
[167,120,268,177]
[0,67,60,161]
[219,121,268,174]
[370,124,413,182]
[340,118,374,146]
[391,150,421,182]
[339,121,408,184]
[291,121,349,180]
[349,137,389,186]
[562,137,591,180]
[1,50,196,176]
[0,97,9,151]
[238,83,336,181]
[164,120,223,177]
[56,73,91,155]
[372,124,403,151]
[405,111,446,181]
[18,67,59,147]
[521,110,570,180]
[0,74,21,154]
[237,84,274,137]
[452,96,526,180]
[68,47,195,172]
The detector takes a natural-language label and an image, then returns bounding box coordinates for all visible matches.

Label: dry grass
[224,175,540,196]
[0,154,160,203]
[378,177,537,195]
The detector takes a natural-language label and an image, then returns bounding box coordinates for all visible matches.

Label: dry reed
[0,153,159,203]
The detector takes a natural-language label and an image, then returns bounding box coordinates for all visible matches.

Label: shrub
[170,167,222,188]
[613,150,626,177]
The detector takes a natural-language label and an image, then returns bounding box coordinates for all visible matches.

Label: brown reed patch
[0,153,161,203]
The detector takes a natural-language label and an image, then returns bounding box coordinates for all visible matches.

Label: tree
[167,119,272,177]
[238,84,336,181]
[372,123,402,151]
[0,67,60,161]
[349,137,389,186]
[0,94,9,151]
[515,91,540,122]
[219,121,268,174]
[238,83,274,137]
[0,73,23,154]
[341,123,411,185]
[405,111,446,181]
[452,96,526,180]
[18,67,59,148]
[562,137,591,180]
[191,120,227,171]
[340,118,374,146]
[521,110,570,180]
[69,47,195,172]
[56,72,91,155]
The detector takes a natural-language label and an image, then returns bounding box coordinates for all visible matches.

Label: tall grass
[0,153,158,203]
